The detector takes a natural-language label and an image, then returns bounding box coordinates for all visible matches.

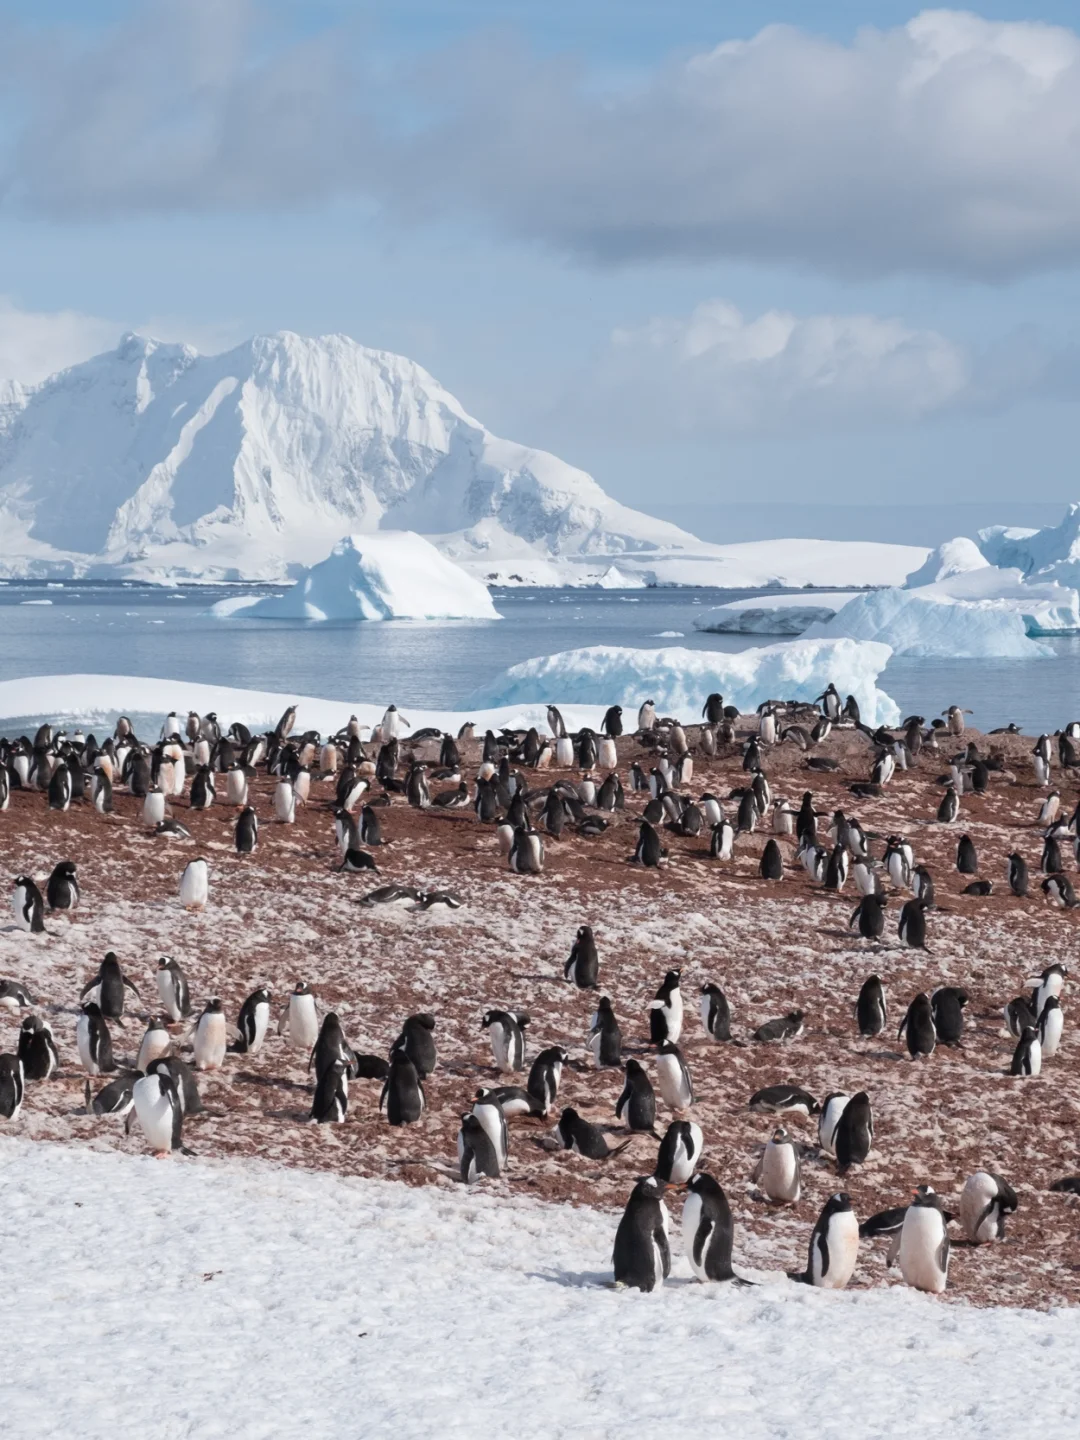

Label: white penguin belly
[133,1077,175,1153]
[289,996,319,1052]
[898,1208,948,1293]
[761,1145,800,1203]
[194,1013,226,1070]
[816,1212,859,1288]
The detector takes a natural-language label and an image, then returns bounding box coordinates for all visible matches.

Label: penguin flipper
[786,1269,810,1284]
[123,977,142,997]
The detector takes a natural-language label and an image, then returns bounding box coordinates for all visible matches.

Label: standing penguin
[960,1172,1018,1243]
[654,1119,703,1184]
[630,820,665,867]
[310,1059,349,1124]
[898,994,937,1058]
[1038,996,1064,1059]
[613,1176,670,1292]
[394,1014,437,1079]
[18,1016,59,1080]
[193,998,227,1071]
[281,982,319,1054]
[309,1013,356,1085]
[156,957,192,1023]
[458,1113,501,1182]
[956,834,978,875]
[178,858,209,911]
[130,1067,183,1156]
[80,952,140,1021]
[135,1016,172,1074]
[790,1193,859,1289]
[76,1003,115,1076]
[834,1092,873,1172]
[587,998,622,1068]
[682,1173,738,1282]
[699,983,731,1042]
[897,899,928,951]
[759,838,784,881]
[615,1059,658,1135]
[855,975,887,1037]
[527,1046,568,1116]
[0,1054,24,1121]
[1007,852,1030,898]
[1010,1026,1042,1077]
[655,1041,694,1113]
[930,987,968,1045]
[470,1091,510,1170]
[564,925,599,990]
[818,1093,850,1156]
[893,1190,950,1293]
[234,986,273,1054]
[11,877,45,934]
[45,861,80,913]
[235,807,259,854]
[648,970,683,1045]
[380,1046,425,1125]
[754,1127,802,1204]
[850,892,887,942]
[481,1009,529,1072]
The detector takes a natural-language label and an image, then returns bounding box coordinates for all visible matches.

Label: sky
[1,0,1079,532]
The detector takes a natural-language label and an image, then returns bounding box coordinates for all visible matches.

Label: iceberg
[217,532,501,622]
[978,503,1080,586]
[694,592,863,635]
[903,537,989,588]
[469,638,899,727]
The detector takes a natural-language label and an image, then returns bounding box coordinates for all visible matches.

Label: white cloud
[0,298,118,384]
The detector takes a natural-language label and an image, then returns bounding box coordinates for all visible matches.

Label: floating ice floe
[214,532,501,622]
[694,592,863,635]
[469,638,899,727]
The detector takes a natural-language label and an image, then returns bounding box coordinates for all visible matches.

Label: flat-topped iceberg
[216,532,501,622]
[694,592,862,635]
[469,637,899,727]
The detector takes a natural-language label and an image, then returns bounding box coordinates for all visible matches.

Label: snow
[470,638,899,726]
[694,592,863,635]
[904,537,990,587]
[218,532,500,622]
[1,1139,1077,1439]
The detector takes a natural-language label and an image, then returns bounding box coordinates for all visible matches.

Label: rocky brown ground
[2,714,1079,1308]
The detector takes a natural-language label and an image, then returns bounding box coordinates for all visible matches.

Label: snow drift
[694,592,862,635]
[221,532,500,622]
[470,638,899,726]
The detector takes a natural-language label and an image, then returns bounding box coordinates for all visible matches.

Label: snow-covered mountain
[0,331,699,582]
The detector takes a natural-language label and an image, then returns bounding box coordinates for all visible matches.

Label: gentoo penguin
[912,865,935,906]
[458,1113,501,1182]
[601,704,623,738]
[92,769,114,814]
[76,1003,116,1076]
[310,1059,349,1124]
[753,1127,801,1204]
[234,987,272,1054]
[613,1175,669,1291]
[189,766,216,810]
[855,975,887,1037]
[937,786,960,824]
[274,777,297,824]
[834,1092,873,1171]
[850,892,887,942]
[508,826,545,874]
[648,970,683,1045]
[759,838,784,881]
[225,766,250,807]
[615,1059,658,1135]
[135,1016,171,1074]
[276,704,298,740]
[130,1068,183,1155]
[700,982,731,1042]
[956,834,978,875]
[156,957,192,1023]
[1007,852,1030,897]
[1038,996,1064,1059]
[818,1093,850,1156]
[1010,1026,1042,1077]
[482,1009,529,1072]
[637,700,657,733]
[556,1107,631,1160]
[749,1084,819,1116]
[309,1013,355,1085]
[790,1193,859,1289]
[564,926,599,989]
[897,899,928,951]
[931,987,969,1045]
[178,857,209,911]
[45,861,79,913]
[654,1119,703,1184]
[276,981,317,1054]
[48,762,72,811]
[960,1172,1018,1243]
[655,1041,694,1112]
[471,1090,510,1169]
[751,1010,804,1043]
[892,1189,950,1293]
[155,1055,203,1116]
[711,818,735,860]
[682,1173,738,1282]
[475,1083,542,1119]
[630,820,665,867]
[0,980,33,1014]
[380,1046,425,1125]
[394,1014,437,1079]
[527,1046,568,1116]
[18,1016,59,1080]
[235,807,259,854]
[81,951,140,1020]
[0,1054,24,1121]
[142,786,167,827]
[11,876,45,934]
[1027,963,1067,1019]
[898,993,936,1058]
[193,998,227,1071]
[84,1074,134,1117]
[1004,996,1038,1040]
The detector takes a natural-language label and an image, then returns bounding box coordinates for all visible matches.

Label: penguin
[0,980,33,1014]
[759,838,784,881]
[615,1059,658,1135]
[193,998,227,1071]
[834,1092,873,1171]
[1007,852,1030,898]
[931,986,968,1044]
[897,898,928,951]
[189,766,216,810]
[280,981,319,1054]
[710,819,735,861]
[18,1016,59,1080]
[156,1055,203,1116]
[630,819,665,867]
[76,1003,116,1076]
[393,1013,437,1079]
[564,926,599,990]
[1038,996,1064,1059]
[0,1054,24,1121]
[1041,835,1063,875]
[276,704,298,740]
[637,700,658,733]
[850,892,887,942]
[1027,963,1067,1019]
[359,804,384,846]
[156,956,192,1023]
[92,769,114,814]
[481,1009,528,1072]
[45,860,79,913]
[556,1107,631,1160]
[474,1084,543,1118]
[960,1172,1018,1244]
[753,1127,802,1203]
[85,1073,135,1117]
[655,1041,693,1113]
[790,1193,859,1289]
[234,987,272,1054]
[751,1010,804,1043]
[470,1090,510,1169]
[818,1093,850,1155]
[135,1016,171,1074]
[379,1046,425,1125]
[912,865,935,907]
[225,766,250,807]
[648,970,683,1045]
[527,1045,568,1116]
[855,975,887,1037]
[1010,1026,1042,1077]
[130,1068,183,1155]
[587,996,623,1068]
[654,1119,702,1184]
[310,1058,349,1124]
[699,983,731,1042]
[898,994,936,1058]
[142,786,167,828]
[613,1175,669,1291]
[178,857,209,910]
[682,1173,737,1283]
[11,876,45,934]
[508,826,545,875]
[338,848,379,874]
[748,1084,819,1116]
[235,807,259,854]
[892,1189,950,1293]
[309,1013,355,1085]
[81,951,140,1022]
[458,1113,501,1182]
[47,762,72,811]
[937,786,960,824]
[1004,996,1038,1039]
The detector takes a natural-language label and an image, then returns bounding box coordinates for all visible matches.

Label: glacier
[218,532,500,622]
[693,592,863,635]
[469,638,899,727]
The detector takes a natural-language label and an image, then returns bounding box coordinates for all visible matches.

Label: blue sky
[1,1,1079,528]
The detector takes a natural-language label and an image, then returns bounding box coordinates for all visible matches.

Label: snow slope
[470,638,899,726]
[0,330,928,587]
[224,532,500,621]
[694,592,862,635]
[1,1140,1076,1440]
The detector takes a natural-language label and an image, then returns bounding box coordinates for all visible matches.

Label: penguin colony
[2,699,1080,1304]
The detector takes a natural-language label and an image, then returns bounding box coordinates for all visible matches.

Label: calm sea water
[1,579,1079,733]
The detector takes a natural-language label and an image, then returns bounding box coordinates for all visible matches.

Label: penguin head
[407,1013,436,1031]
[204,997,223,1014]
[293,981,311,996]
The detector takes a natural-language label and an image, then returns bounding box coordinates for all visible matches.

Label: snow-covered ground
[2,1140,1077,1440]
[694,592,863,634]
